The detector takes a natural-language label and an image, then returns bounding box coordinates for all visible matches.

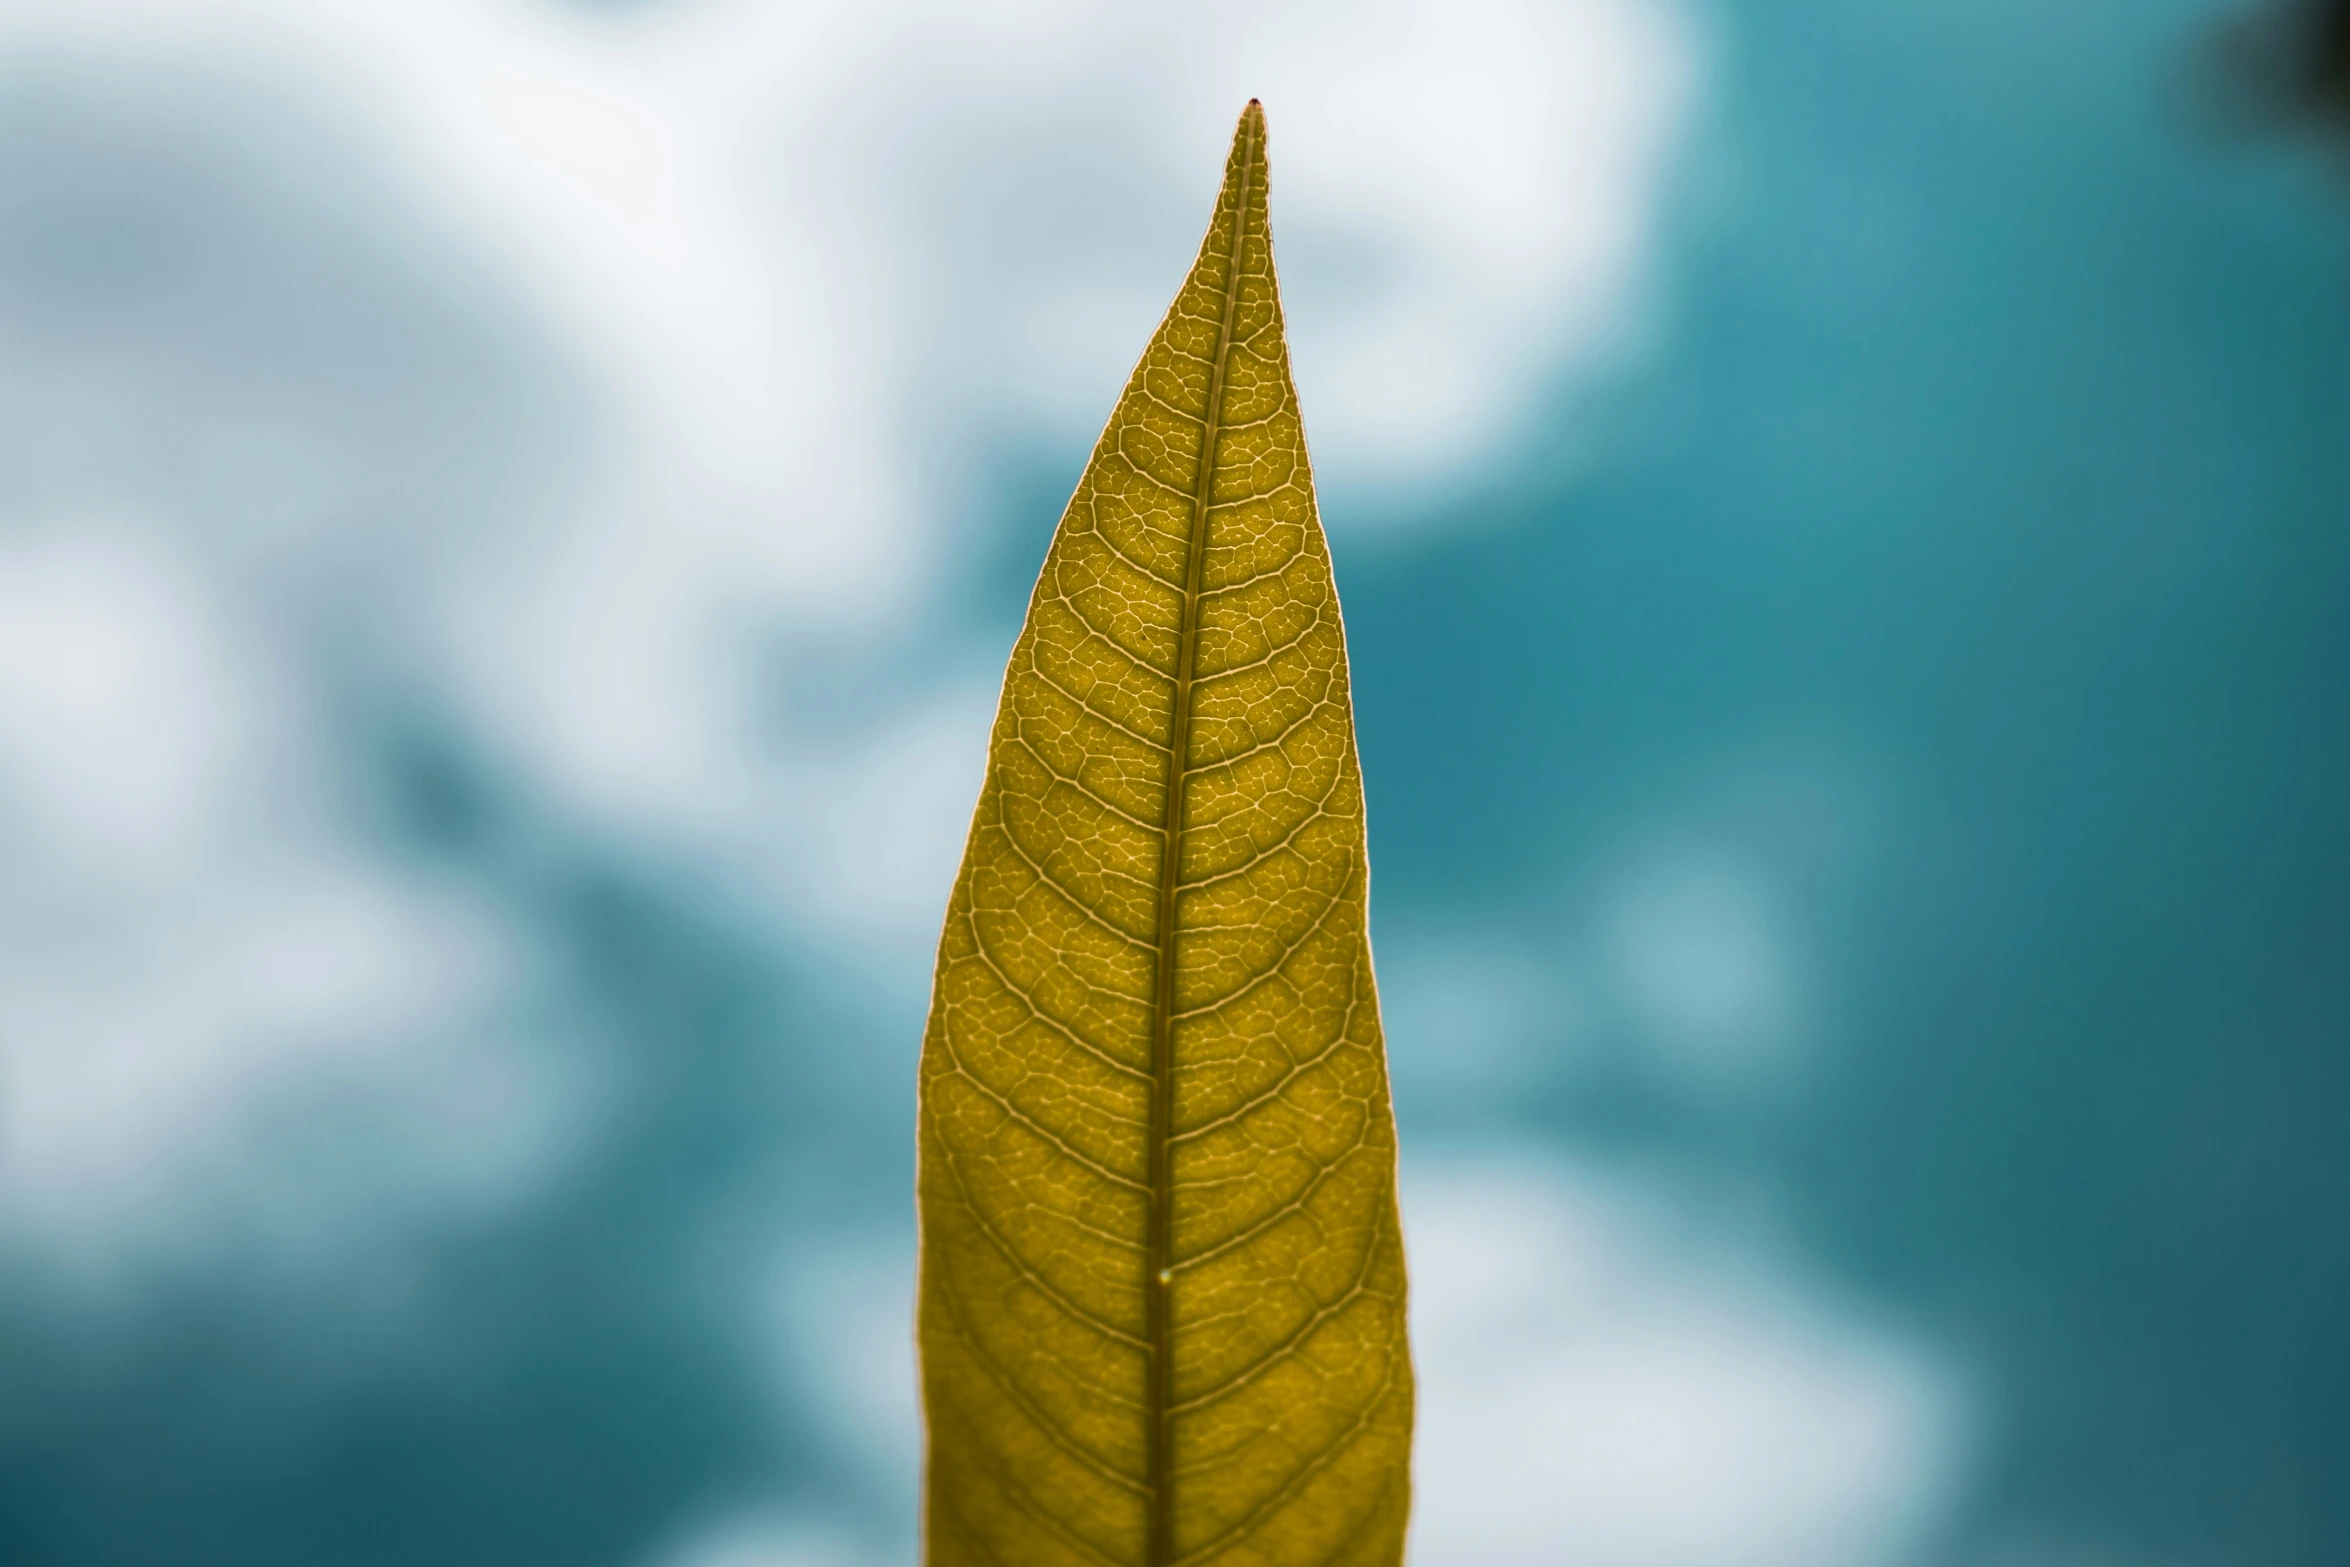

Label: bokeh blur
[2,2,2347,1565]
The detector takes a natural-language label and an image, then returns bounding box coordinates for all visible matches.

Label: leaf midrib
[1143,105,1259,1567]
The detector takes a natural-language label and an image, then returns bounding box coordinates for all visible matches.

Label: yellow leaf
[916,102,1414,1567]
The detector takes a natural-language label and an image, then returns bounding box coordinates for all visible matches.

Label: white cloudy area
[1403,1157,1966,1567]
[0,0,1699,1253]
[0,0,1977,1561]
[0,520,582,1272]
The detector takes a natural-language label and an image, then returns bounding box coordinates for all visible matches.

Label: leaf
[915,102,1414,1567]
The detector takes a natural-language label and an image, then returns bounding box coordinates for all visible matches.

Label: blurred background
[1,2,2346,1564]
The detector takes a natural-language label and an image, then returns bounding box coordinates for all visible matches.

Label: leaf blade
[919,101,1413,1567]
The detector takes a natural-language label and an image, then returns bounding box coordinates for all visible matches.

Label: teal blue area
[1350,2,2350,1557]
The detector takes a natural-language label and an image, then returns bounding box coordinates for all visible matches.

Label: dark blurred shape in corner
[2193,0,2350,143]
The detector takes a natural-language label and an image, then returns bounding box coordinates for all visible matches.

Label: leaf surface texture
[916,102,1413,1567]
